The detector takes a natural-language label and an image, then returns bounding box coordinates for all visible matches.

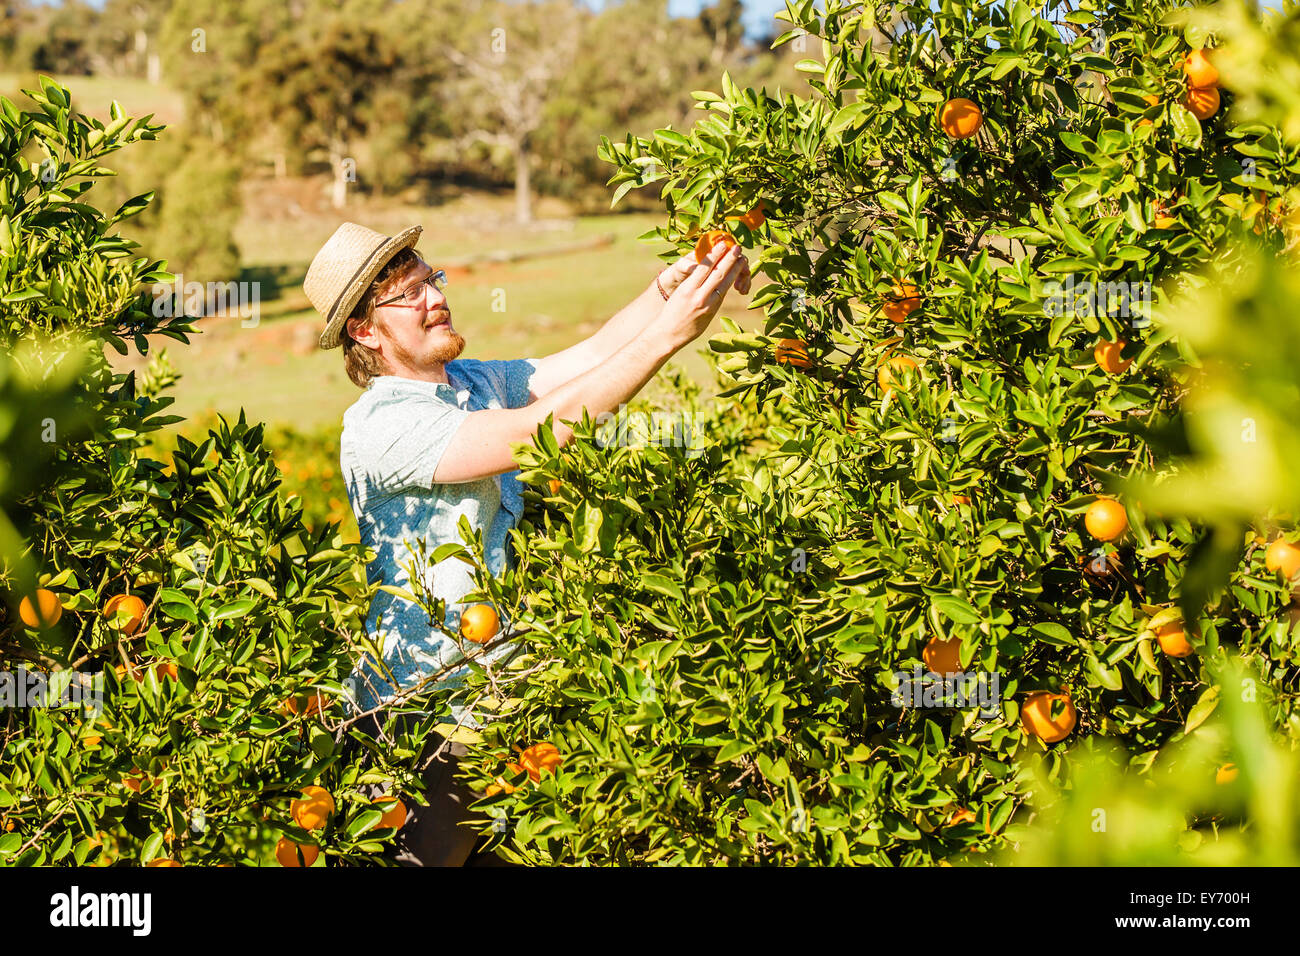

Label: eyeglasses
[375,269,448,309]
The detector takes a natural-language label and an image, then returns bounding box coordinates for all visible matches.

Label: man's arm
[433,245,746,484]
[526,247,751,400]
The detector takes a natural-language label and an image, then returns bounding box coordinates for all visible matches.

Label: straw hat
[304,222,423,349]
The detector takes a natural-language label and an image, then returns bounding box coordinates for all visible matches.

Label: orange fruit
[1265,539,1300,580]
[154,660,178,682]
[1215,763,1238,785]
[951,494,971,505]
[275,837,318,867]
[774,338,812,368]
[516,742,563,782]
[282,692,329,718]
[372,796,407,830]
[1094,339,1132,374]
[1155,621,1194,658]
[1183,48,1219,89]
[877,355,919,396]
[460,603,500,644]
[18,589,62,629]
[548,478,562,495]
[938,97,982,139]
[728,202,766,229]
[1085,498,1128,542]
[693,229,737,263]
[922,636,963,675]
[1182,85,1220,120]
[147,858,181,867]
[1021,690,1077,743]
[103,594,146,635]
[290,785,335,831]
[946,807,977,827]
[881,282,921,324]
[1138,94,1159,127]
[485,776,517,797]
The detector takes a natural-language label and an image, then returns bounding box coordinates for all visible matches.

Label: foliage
[442,0,1300,865]
[0,79,427,866]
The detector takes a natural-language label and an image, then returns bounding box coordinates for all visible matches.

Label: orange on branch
[460,603,499,644]
[1215,763,1238,785]
[103,594,146,635]
[372,796,407,830]
[275,837,318,867]
[516,742,563,782]
[18,589,62,629]
[938,97,982,139]
[877,355,919,396]
[1182,85,1220,120]
[1021,691,1077,743]
[1094,339,1132,374]
[146,858,180,867]
[881,281,921,324]
[1265,538,1300,580]
[774,338,812,368]
[693,229,737,262]
[1085,498,1128,542]
[1155,621,1194,658]
[922,636,963,676]
[1183,48,1219,89]
[290,785,335,831]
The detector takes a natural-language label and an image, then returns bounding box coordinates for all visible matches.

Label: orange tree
[446,0,1300,864]
[0,79,434,866]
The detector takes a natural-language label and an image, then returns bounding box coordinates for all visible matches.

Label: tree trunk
[274,151,287,179]
[147,52,161,85]
[514,137,532,225]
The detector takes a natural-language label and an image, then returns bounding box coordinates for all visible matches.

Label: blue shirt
[339,358,539,726]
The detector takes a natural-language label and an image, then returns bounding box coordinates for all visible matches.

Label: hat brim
[317,224,423,350]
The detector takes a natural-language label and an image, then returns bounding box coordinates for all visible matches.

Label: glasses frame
[375,268,448,309]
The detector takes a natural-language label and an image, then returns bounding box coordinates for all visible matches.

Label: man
[302,221,749,865]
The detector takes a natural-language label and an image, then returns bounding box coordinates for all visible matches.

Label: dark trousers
[346,711,518,867]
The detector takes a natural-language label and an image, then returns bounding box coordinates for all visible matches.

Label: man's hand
[656,242,752,299]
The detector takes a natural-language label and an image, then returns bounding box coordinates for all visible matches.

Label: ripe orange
[946,807,977,827]
[18,589,62,629]
[693,229,737,263]
[485,777,517,797]
[515,742,564,782]
[282,692,329,718]
[1093,339,1132,374]
[1138,94,1159,127]
[728,202,766,229]
[290,785,335,831]
[275,837,318,867]
[1021,690,1077,743]
[774,338,812,368]
[1155,621,1194,658]
[1215,763,1238,785]
[104,594,146,635]
[881,282,921,323]
[1183,48,1219,89]
[372,796,407,830]
[938,97,982,139]
[154,659,179,682]
[147,858,181,867]
[1085,498,1128,542]
[922,636,963,675]
[877,355,919,396]
[1182,85,1220,120]
[460,603,500,644]
[1265,538,1300,580]
[548,478,562,495]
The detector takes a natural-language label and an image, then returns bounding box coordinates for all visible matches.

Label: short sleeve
[344,392,470,494]
[466,358,539,409]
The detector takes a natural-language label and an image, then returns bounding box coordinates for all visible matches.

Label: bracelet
[656,270,670,301]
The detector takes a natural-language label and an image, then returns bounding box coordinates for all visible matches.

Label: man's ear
[346,314,381,350]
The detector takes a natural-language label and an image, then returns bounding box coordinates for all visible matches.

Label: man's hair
[341,246,423,388]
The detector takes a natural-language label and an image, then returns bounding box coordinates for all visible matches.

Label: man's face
[353,258,465,376]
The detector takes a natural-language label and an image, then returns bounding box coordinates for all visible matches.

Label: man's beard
[385,323,466,370]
